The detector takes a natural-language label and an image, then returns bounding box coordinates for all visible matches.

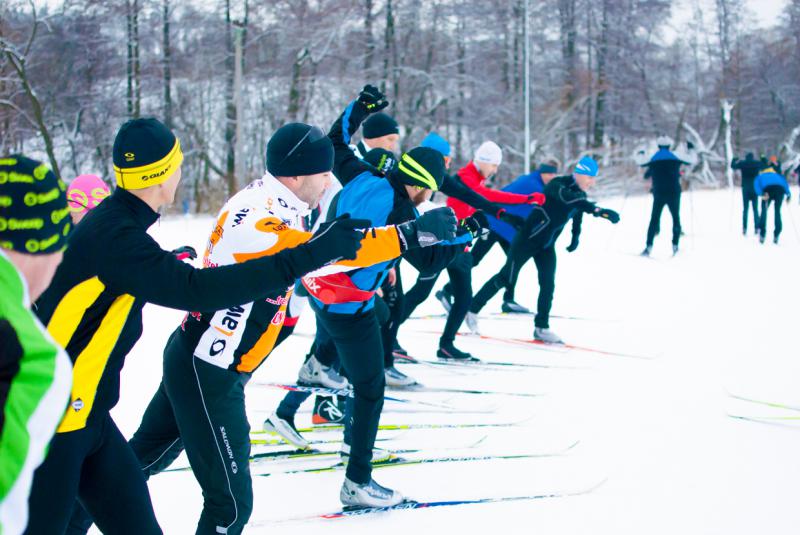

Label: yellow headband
[113,139,183,190]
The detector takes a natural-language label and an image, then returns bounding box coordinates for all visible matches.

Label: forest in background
[1,0,799,212]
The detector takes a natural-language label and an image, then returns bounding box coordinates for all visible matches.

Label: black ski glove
[300,214,370,266]
[594,207,620,224]
[397,207,458,249]
[357,84,389,113]
[461,211,490,238]
[496,208,524,230]
[566,237,579,253]
[171,245,197,261]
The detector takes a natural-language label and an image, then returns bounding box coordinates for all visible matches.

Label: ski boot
[534,327,564,344]
[501,300,530,314]
[384,366,417,387]
[465,311,480,334]
[640,246,652,257]
[263,412,309,449]
[437,343,479,362]
[298,354,349,389]
[435,288,453,313]
[672,244,679,255]
[340,477,404,507]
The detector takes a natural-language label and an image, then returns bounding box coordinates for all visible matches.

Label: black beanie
[362,113,399,139]
[0,155,70,254]
[113,118,183,190]
[266,123,334,177]
[364,148,398,176]
[395,147,445,191]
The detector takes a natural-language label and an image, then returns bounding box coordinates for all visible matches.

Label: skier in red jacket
[434,141,544,359]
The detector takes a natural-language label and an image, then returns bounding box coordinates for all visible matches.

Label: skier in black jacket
[469,156,619,344]
[641,136,689,256]
[26,118,377,535]
[731,153,763,235]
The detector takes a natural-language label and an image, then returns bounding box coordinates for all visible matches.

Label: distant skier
[469,156,619,344]
[641,136,688,256]
[475,162,559,314]
[754,165,791,244]
[731,153,763,235]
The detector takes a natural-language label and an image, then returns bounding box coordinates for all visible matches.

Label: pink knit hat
[67,174,111,215]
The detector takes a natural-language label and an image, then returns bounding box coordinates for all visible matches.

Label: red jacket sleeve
[458,167,531,205]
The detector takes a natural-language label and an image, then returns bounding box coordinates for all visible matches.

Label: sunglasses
[278,126,326,166]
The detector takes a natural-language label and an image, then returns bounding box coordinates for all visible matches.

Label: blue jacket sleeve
[328,100,373,186]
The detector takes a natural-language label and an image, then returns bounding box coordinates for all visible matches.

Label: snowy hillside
[102,189,800,534]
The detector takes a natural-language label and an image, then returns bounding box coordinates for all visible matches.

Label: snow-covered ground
[102,188,800,534]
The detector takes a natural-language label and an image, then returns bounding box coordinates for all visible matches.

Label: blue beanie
[420,132,451,157]
[574,156,599,177]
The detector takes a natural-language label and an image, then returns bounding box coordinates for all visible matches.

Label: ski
[392,351,581,370]
[728,414,800,428]
[388,383,543,399]
[408,311,599,322]
[252,479,607,525]
[726,391,800,413]
[251,415,534,436]
[257,441,579,478]
[416,330,654,360]
[251,382,483,412]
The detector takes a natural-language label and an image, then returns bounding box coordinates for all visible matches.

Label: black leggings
[742,189,759,232]
[440,251,473,346]
[314,305,384,484]
[646,192,681,246]
[25,414,162,535]
[759,186,785,239]
[471,241,557,328]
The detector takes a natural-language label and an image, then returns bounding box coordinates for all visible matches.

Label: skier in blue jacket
[476,163,559,313]
[641,136,689,256]
[754,166,791,244]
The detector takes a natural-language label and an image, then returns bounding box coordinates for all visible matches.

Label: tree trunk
[364,0,375,71]
[558,0,577,156]
[162,0,172,128]
[224,0,236,195]
[593,0,608,148]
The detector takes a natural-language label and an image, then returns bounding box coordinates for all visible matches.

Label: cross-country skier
[641,136,688,256]
[0,156,72,535]
[731,153,763,235]
[26,117,390,534]
[754,165,791,244]
[395,135,540,360]
[300,85,475,507]
[472,162,560,314]
[352,112,400,158]
[469,156,620,343]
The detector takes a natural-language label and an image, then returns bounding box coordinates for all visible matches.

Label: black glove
[566,237,579,252]
[397,207,458,249]
[303,214,370,265]
[461,211,489,238]
[496,209,525,230]
[594,207,620,224]
[357,84,389,113]
[171,245,197,261]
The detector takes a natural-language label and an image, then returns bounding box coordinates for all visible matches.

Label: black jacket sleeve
[328,100,374,186]
[571,212,584,240]
[98,225,323,312]
[439,174,499,216]
[554,178,597,215]
[386,201,460,273]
